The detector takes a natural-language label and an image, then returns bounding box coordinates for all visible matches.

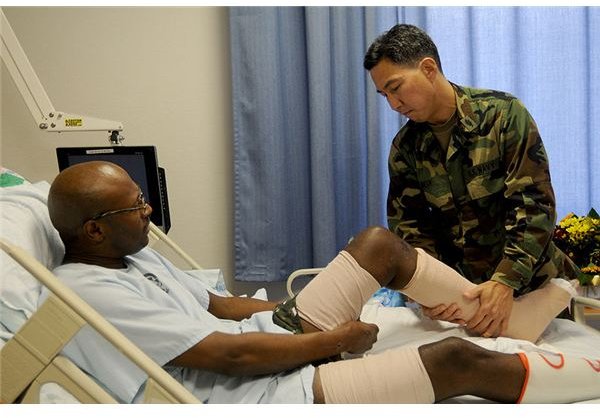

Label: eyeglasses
[87,191,149,222]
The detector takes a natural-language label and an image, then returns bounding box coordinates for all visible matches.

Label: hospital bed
[1,176,600,404]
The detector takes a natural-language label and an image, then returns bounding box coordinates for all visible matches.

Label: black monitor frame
[56,146,170,232]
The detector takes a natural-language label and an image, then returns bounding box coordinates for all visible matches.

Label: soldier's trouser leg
[402,248,575,342]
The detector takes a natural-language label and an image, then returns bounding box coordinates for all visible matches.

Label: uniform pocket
[466,174,504,201]
[465,157,505,202]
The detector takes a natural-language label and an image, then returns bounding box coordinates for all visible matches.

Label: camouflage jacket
[387,83,579,295]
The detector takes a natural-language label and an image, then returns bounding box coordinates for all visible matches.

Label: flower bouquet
[553,208,600,287]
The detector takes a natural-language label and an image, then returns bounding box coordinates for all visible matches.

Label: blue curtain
[229,6,600,282]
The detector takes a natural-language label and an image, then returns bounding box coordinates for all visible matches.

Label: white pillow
[0,181,65,334]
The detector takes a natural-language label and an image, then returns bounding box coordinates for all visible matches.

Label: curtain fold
[230,6,600,282]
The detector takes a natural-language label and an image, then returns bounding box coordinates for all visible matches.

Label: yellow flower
[555,209,600,286]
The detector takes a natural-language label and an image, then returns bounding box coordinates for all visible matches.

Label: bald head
[48,161,135,245]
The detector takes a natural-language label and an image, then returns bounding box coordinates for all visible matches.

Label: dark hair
[363,24,443,74]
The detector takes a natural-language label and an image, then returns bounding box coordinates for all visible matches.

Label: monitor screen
[56,146,170,232]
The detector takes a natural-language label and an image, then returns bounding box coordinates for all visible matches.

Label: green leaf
[577,271,594,286]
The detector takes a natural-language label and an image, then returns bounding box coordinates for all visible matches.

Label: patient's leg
[295,226,572,341]
[316,337,600,403]
[422,338,600,404]
[295,226,415,332]
[316,337,524,403]
[295,250,380,332]
[401,248,574,342]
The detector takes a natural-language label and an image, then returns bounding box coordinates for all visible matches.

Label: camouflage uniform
[387,83,579,296]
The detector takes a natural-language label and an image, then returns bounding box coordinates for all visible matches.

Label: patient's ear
[82,220,106,243]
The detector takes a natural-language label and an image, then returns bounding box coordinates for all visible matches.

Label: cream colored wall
[1,6,292,299]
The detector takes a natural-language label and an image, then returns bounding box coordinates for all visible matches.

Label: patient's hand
[421,303,465,325]
[338,321,379,354]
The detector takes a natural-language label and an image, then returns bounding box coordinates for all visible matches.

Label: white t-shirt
[46,247,314,403]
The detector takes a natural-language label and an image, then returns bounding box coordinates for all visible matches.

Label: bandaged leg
[296,250,380,331]
[317,346,435,403]
[517,352,600,403]
[402,248,575,342]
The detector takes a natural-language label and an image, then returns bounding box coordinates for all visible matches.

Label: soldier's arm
[491,98,557,291]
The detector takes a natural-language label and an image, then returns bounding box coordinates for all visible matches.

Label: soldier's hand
[463,281,514,337]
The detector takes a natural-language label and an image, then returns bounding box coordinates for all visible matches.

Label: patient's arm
[207,293,277,321]
[170,321,378,376]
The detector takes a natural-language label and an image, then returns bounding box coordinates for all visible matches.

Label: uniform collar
[412,83,479,157]
[451,82,482,134]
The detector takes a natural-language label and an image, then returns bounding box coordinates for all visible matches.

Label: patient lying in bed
[35,160,598,404]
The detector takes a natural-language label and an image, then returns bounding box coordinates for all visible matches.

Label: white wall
[1,6,292,299]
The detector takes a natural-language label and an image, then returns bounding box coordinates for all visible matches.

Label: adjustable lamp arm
[1,8,124,143]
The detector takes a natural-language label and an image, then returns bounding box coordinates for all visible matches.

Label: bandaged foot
[401,249,576,342]
[517,351,600,403]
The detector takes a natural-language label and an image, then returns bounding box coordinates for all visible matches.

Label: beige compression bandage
[402,248,576,342]
[296,250,436,403]
[295,250,380,331]
[317,345,435,403]
[517,351,600,403]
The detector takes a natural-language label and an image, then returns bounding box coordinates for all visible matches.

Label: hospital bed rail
[148,223,202,270]
[572,295,600,326]
[0,238,201,404]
